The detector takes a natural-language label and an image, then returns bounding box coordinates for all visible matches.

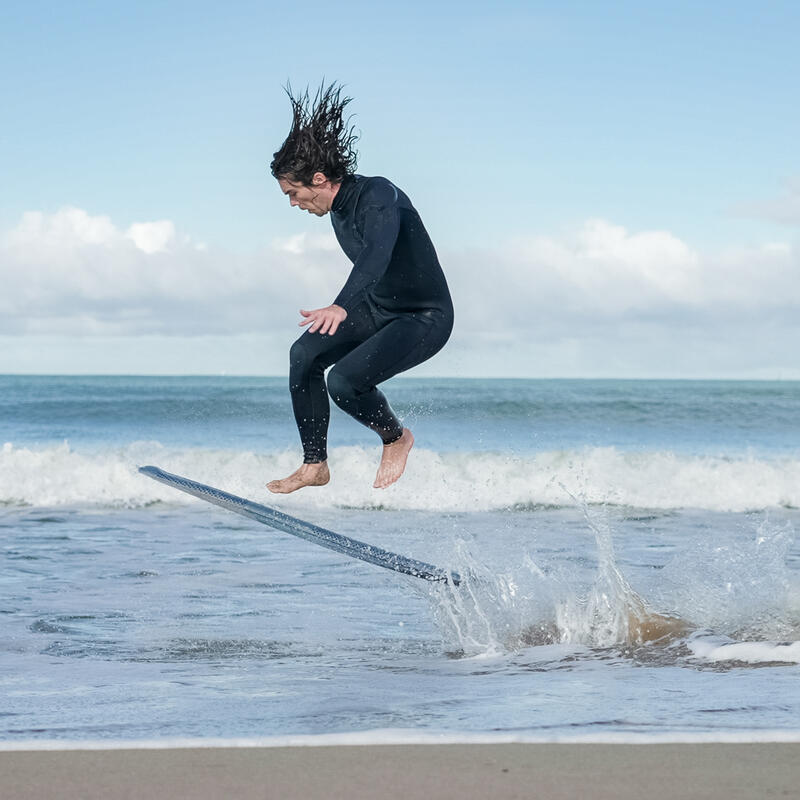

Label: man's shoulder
[355,175,402,207]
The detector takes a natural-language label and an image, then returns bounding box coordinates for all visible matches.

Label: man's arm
[333,182,402,311]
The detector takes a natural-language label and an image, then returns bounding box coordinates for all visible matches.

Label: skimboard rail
[139,465,460,586]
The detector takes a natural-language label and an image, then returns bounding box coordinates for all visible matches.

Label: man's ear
[311,172,328,186]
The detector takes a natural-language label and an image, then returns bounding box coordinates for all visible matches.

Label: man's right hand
[299,304,348,335]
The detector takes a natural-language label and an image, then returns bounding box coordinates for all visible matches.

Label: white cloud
[0,207,351,336]
[273,232,339,255]
[1,208,798,377]
[512,219,701,308]
[6,208,118,249]
[448,219,798,330]
[125,220,176,254]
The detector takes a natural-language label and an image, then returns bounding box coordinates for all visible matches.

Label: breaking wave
[1,440,798,511]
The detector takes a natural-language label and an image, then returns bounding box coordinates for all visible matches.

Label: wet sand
[2,743,799,800]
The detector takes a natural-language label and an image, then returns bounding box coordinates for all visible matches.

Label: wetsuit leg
[325,309,453,443]
[289,302,377,463]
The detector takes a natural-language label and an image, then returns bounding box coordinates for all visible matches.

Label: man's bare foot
[374,428,414,489]
[267,461,330,494]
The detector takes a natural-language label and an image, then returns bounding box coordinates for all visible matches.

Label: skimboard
[139,466,460,586]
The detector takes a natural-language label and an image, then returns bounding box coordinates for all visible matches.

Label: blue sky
[1,1,798,376]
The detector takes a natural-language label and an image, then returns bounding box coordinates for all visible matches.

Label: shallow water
[1,377,799,742]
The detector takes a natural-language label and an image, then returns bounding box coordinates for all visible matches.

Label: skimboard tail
[139,465,460,586]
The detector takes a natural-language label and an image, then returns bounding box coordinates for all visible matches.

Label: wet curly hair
[270,82,359,185]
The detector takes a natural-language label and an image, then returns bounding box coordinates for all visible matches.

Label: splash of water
[425,503,687,657]
[427,542,558,656]
[555,502,688,648]
[656,516,799,640]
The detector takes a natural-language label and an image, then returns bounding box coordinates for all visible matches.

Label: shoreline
[2,742,799,800]
[5,729,800,750]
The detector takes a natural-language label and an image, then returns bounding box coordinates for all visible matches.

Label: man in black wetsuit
[267,84,453,493]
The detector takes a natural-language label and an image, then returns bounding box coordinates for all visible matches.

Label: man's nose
[290,198,299,207]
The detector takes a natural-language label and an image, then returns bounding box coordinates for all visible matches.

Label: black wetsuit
[289,174,454,463]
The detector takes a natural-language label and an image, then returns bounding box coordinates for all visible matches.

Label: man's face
[277,175,333,216]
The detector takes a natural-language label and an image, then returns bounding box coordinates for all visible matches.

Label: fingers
[317,311,337,335]
[299,309,322,329]
[306,313,328,334]
[298,306,346,335]
[319,311,338,335]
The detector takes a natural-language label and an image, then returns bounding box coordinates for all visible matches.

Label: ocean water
[1,375,799,744]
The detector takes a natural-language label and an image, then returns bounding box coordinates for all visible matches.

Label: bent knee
[326,367,357,406]
[289,336,321,383]
[289,338,325,395]
[289,337,309,367]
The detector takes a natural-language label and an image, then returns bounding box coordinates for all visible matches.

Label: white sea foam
[689,638,800,664]
[3,729,800,750]
[1,441,799,511]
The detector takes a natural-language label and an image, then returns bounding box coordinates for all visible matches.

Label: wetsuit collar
[332,174,357,214]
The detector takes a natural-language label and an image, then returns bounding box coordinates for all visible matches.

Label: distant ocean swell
[2,441,798,512]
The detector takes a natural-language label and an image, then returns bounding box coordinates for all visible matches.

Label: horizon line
[2,374,799,382]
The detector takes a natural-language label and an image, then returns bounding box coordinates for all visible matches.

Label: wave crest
[1,441,798,511]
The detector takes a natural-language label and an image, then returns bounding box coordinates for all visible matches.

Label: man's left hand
[299,304,348,335]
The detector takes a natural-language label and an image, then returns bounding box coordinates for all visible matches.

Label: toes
[374,467,399,489]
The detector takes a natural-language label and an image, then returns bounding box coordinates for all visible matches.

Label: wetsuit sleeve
[333,190,401,312]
